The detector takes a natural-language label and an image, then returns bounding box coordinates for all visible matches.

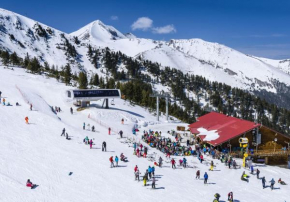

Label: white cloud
[110,16,118,21]
[152,24,176,34]
[131,17,153,31]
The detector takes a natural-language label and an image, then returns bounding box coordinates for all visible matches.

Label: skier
[269,178,275,190]
[66,133,69,140]
[30,104,33,111]
[115,156,119,167]
[228,192,233,202]
[204,172,208,184]
[109,156,114,168]
[179,159,183,166]
[119,130,123,138]
[158,157,163,167]
[70,107,73,114]
[83,122,85,130]
[262,177,266,189]
[196,170,200,179]
[92,125,95,132]
[26,179,35,189]
[25,116,29,124]
[102,141,106,152]
[108,127,111,135]
[171,158,176,169]
[89,139,93,149]
[140,143,143,151]
[61,128,65,136]
[84,136,89,144]
[134,165,138,173]
[152,177,156,189]
[256,169,260,179]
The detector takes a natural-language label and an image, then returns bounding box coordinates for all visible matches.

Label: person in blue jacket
[204,172,208,184]
[148,166,152,179]
[183,158,187,168]
[152,166,155,176]
[115,156,119,167]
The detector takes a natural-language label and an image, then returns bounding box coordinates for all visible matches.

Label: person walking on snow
[148,166,152,179]
[210,161,214,171]
[30,104,33,111]
[70,107,73,114]
[119,130,123,138]
[102,141,106,152]
[135,169,140,181]
[262,177,266,189]
[25,116,29,124]
[83,122,85,130]
[228,192,233,202]
[143,174,148,186]
[256,169,260,179]
[66,133,69,140]
[159,157,163,167]
[109,156,114,168]
[171,158,176,169]
[61,128,65,136]
[204,172,208,184]
[200,154,204,163]
[108,127,111,135]
[115,156,119,167]
[134,165,138,173]
[183,158,187,168]
[152,177,156,189]
[196,170,200,179]
[270,178,275,190]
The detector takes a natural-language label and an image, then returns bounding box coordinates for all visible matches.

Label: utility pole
[150,92,172,121]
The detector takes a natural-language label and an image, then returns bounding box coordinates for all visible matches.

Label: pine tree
[1,50,10,66]
[63,64,72,85]
[10,52,20,65]
[78,72,88,89]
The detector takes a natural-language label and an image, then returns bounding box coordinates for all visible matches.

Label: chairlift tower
[150,92,171,121]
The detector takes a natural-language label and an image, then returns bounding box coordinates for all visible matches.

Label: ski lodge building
[188,112,290,165]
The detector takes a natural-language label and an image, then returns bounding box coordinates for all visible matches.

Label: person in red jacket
[134,165,138,172]
[26,179,34,188]
[110,156,114,168]
[108,127,111,135]
[200,154,204,163]
[171,158,176,169]
[25,116,29,124]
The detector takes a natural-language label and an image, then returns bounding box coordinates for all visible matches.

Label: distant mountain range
[1,8,290,108]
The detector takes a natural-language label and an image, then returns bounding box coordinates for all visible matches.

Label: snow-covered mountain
[1,8,290,105]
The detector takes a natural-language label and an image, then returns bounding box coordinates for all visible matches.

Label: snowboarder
[70,107,73,114]
[26,179,35,189]
[108,127,111,135]
[171,158,176,169]
[89,139,93,149]
[256,169,260,179]
[25,116,29,124]
[262,177,266,189]
[241,171,249,182]
[228,192,233,202]
[152,177,156,189]
[30,104,33,111]
[119,130,123,138]
[109,156,114,168]
[269,178,275,190]
[115,156,119,167]
[204,172,208,184]
[61,128,65,136]
[196,170,200,179]
[83,122,85,130]
[102,141,106,152]
[120,153,127,162]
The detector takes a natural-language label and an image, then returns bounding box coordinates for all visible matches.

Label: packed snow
[0,66,290,202]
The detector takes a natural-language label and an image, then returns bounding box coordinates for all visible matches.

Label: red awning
[188,112,260,146]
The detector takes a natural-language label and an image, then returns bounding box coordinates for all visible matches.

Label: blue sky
[1,0,290,59]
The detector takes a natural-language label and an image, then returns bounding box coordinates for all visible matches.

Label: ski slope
[0,66,290,202]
